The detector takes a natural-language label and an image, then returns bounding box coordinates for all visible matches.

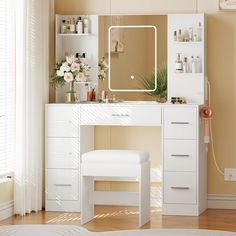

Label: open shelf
[57,33,91,36]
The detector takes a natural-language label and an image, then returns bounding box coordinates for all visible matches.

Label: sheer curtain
[14,0,49,215]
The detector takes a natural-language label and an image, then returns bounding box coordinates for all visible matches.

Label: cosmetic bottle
[173,31,177,41]
[183,57,188,73]
[177,29,183,42]
[175,53,183,73]
[196,56,202,73]
[189,27,193,42]
[183,30,190,42]
[83,17,89,34]
[191,56,196,73]
[197,22,202,41]
[61,20,66,34]
[69,18,76,33]
[76,16,83,34]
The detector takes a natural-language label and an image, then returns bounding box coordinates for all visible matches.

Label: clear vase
[65,81,79,103]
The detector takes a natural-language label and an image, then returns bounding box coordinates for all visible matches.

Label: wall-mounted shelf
[173,41,202,46]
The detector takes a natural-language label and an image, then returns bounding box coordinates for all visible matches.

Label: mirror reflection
[99,15,167,100]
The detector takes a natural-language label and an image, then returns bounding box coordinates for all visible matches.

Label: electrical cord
[207,81,224,175]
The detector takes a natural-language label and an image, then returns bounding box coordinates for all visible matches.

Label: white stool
[80,150,150,227]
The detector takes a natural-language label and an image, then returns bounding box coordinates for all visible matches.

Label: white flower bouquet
[52,55,90,87]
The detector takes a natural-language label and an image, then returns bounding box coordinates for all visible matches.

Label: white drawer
[47,138,80,169]
[47,105,79,137]
[164,140,197,172]
[47,169,79,201]
[81,105,162,126]
[163,172,197,204]
[164,107,197,139]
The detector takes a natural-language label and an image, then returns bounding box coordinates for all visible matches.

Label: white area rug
[0,225,236,236]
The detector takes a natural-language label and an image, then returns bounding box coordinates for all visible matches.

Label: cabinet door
[164,107,197,139]
[163,172,197,204]
[164,140,197,172]
[47,138,79,169]
[47,105,80,137]
[47,169,79,201]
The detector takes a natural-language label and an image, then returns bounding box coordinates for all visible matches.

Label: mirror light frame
[108,25,157,92]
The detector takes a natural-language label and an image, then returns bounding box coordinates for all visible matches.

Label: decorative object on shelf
[173,22,202,42]
[170,97,187,104]
[141,64,167,103]
[98,57,108,80]
[52,54,90,103]
[219,0,236,10]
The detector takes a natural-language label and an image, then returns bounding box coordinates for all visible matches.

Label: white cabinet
[162,106,207,216]
[45,103,206,215]
[167,14,207,104]
[45,104,81,212]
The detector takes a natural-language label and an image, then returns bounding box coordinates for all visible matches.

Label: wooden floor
[1,206,236,232]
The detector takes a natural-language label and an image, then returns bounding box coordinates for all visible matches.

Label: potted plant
[141,64,167,103]
[51,55,90,103]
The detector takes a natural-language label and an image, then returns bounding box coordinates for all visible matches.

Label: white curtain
[14,0,49,215]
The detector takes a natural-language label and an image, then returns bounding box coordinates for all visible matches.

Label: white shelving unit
[167,14,207,104]
[55,15,99,103]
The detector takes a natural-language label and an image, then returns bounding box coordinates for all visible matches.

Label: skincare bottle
[83,17,89,34]
[197,22,202,41]
[183,57,188,73]
[191,56,196,73]
[76,16,83,34]
[183,30,190,42]
[189,27,193,42]
[196,56,202,73]
[173,31,177,41]
[61,20,66,34]
[193,34,198,42]
[175,53,183,73]
[177,29,183,42]
[69,18,76,33]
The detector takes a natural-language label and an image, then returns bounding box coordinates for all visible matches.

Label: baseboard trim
[207,194,236,209]
[0,200,14,221]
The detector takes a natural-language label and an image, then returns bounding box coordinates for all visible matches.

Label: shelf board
[57,33,91,36]
[172,73,204,78]
[173,41,203,45]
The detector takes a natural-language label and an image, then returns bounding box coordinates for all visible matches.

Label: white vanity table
[46,13,207,216]
[45,102,207,216]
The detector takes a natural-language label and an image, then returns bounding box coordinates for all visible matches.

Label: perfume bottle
[61,20,66,34]
[83,17,89,34]
[177,29,183,42]
[197,22,202,41]
[175,53,183,73]
[196,56,202,73]
[191,56,196,73]
[76,16,83,34]
[183,57,188,73]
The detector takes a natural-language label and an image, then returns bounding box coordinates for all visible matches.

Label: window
[0,0,15,175]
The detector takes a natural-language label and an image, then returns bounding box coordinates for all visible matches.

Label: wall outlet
[224,168,236,181]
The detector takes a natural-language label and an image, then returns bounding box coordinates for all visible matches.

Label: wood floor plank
[1,206,236,232]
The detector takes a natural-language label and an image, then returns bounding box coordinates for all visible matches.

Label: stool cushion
[82,150,149,164]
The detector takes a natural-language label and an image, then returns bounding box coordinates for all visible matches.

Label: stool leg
[81,176,94,225]
[139,161,150,227]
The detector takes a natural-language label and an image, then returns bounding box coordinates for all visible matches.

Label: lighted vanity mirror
[99,15,167,95]
[109,25,157,92]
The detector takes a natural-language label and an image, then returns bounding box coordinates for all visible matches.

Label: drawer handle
[112,114,130,117]
[171,122,190,125]
[171,154,190,157]
[171,186,190,190]
[54,184,72,187]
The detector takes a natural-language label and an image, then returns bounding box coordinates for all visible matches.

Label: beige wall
[54,0,236,194]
